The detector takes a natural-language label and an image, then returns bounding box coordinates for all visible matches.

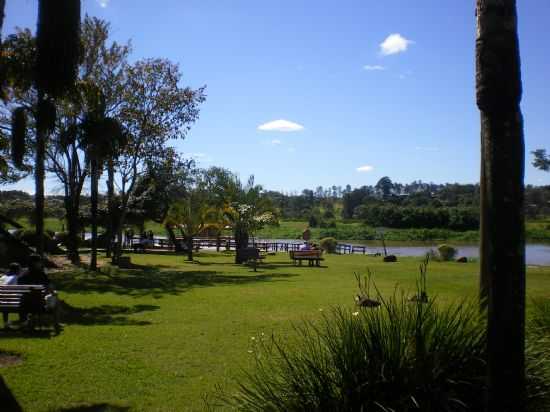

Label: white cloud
[258,119,304,132]
[356,165,374,172]
[97,0,110,8]
[271,139,282,145]
[380,33,414,56]
[363,65,386,71]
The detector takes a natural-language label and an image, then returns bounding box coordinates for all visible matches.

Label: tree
[81,85,125,271]
[532,149,550,171]
[375,176,393,198]
[109,58,206,263]
[164,187,210,261]
[33,0,81,255]
[133,149,196,252]
[476,1,526,410]
[223,175,277,263]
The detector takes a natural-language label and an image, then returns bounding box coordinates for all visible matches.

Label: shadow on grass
[59,302,160,326]
[51,267,298,298]
[54,403,129,412]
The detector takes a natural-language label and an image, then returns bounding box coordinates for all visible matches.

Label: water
[336,242,550,266]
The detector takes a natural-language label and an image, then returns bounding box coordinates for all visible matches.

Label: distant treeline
[2,179,549,232]
[264,178,550,230]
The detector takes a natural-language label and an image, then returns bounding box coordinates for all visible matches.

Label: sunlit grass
[1,252,549,411]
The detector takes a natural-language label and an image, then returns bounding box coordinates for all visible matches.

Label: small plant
[409,253,429,303]
[354,269,380,308]
[319,237,337,254]
[437,244,457,261]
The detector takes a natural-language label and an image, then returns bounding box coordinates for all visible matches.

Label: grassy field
[1,252,549,411]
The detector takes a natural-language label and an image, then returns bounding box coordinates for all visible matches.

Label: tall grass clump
[222,293,489,411]
[218,288,550,411]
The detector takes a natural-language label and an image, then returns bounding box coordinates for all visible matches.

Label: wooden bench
[0,285,59,331]
[289,250,324,267]
[236,248,266,271]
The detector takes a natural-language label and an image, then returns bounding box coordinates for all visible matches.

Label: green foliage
[437,244,458,261]
[532,149,550,172]
[319,237,337,253]
[357,205,479,230]
[223,295,490,411]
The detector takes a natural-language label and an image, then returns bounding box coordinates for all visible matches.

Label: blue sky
[3,0,549,193]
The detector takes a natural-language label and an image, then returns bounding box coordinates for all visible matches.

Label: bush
[437,244,457,261]
[222,294,490,411]
[220,293,550,411]
[319,237,337,253]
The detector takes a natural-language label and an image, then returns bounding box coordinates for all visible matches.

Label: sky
[2,0,550,194]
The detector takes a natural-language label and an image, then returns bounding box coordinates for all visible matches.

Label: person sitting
[18,254,50,287]
[300,242,311,251]
[1,263,21,285]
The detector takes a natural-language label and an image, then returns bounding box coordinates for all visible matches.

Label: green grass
[1,252,549,411]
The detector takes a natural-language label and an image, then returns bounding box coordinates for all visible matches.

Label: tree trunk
[64,196,80,264]
[165,225,182,252]
[90,158,99,271]
[186,237,193,261]
[234,224,249,263]
[35,98,46,257]
[105,160,115,258]
[476,1,526,411]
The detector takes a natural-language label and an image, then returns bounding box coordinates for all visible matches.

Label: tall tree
[476,1,526,411]
[110,58,205,263]
[34,0,81,255]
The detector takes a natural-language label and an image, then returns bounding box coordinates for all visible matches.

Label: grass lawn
[1,252,549,411]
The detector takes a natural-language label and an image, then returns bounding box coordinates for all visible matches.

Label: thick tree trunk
[234,224,249,263]
[476,1,526,411]
[105,160,115,258]
[90,158,99,271]
[186,237,193,261]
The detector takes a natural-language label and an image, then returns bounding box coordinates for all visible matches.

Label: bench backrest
[290,250,322,258]
[0,285,47,311]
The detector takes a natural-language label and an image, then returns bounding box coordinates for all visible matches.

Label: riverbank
[256,219,550,243]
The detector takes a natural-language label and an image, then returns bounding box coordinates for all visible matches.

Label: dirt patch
[0,351,23,368]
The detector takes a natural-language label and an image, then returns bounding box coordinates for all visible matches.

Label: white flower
[352,311,360,317]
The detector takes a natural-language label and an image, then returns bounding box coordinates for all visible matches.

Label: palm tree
[223,176,277,263]
[164,189,211,261]
[476,1,525,410]
[33,0,81,256]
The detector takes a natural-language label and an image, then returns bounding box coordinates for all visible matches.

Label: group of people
[123,229,155,248]
[1,254,51,287]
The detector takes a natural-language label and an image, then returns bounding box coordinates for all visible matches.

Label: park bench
[0,285,59,331]
[289,250,324,267]
[236,248,265,271]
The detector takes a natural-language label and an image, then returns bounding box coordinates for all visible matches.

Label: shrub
[437,244,457,261]
[220,294,550,411]
[319,237,337,253]
[222,294,489,411]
